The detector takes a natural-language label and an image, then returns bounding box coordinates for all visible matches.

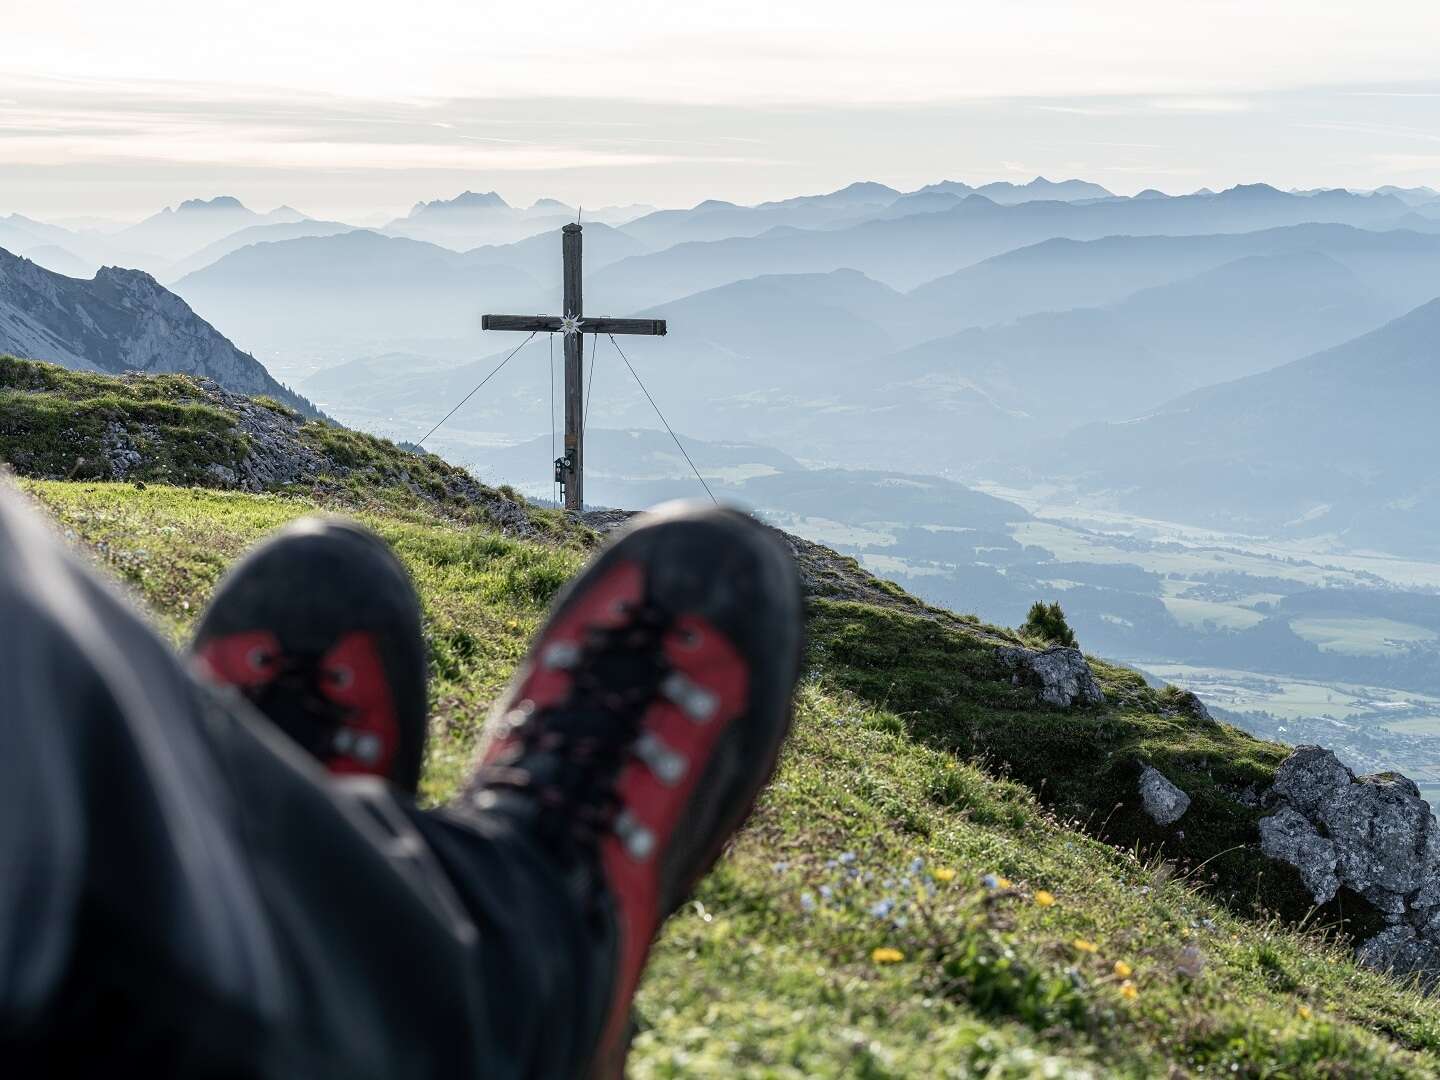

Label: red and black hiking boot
[467,502,804,1076]
[191,518,429,794]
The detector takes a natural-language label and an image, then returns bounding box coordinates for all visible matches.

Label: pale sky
[6,0,1440,220]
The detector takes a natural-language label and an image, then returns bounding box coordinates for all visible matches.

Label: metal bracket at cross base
[554,451,575,498]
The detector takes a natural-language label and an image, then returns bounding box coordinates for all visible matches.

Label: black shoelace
[480,602,673,851]
[249,652,356,762]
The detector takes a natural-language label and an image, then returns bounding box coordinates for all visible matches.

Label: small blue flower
[909,857,925,874]
[819,885,834,900]
[870,899,895,919]
[982,874,1000,889]
[839,852,857,865]
[800,892,816,913]
[772,860,790,875]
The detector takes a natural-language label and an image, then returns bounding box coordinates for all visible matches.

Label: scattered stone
[998,646,1105,708]
[1138,766,1191,826]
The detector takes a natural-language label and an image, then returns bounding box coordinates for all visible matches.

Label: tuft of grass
[21,476,1440,1077]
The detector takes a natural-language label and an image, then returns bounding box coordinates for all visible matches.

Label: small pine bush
[1021,601,1077,648]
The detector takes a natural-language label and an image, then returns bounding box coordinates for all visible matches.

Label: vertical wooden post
[562,223,583,511]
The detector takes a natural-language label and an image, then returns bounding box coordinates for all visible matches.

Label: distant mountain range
[617,177,1115,247]
[169,225,666,350]
[915,176,1114,205]
[296,230,1411,473]
[1052,297,1440,554]
[588,184,1413,307]
[115,196,307,261]
[163,219,360,282]
[907,223,1440,333]
[0,247,316,415]
[382,191,654,249]
[9,175,1440,565]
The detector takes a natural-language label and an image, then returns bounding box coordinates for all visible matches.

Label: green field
[1291,617,1439,657]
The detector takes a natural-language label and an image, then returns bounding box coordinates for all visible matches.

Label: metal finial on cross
[482,223,666,511]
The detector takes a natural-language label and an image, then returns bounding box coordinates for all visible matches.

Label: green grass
[0,355,584,542]
[0,358,251,483]
[19,475,1440,1077]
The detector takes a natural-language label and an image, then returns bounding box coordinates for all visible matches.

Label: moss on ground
[18,476,1440,1077]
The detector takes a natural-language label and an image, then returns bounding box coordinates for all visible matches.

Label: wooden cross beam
[482,223,666,511]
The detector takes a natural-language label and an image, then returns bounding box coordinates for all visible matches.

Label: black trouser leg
[0,483,606,1078]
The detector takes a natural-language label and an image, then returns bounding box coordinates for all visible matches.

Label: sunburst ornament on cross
[559,314,584,335]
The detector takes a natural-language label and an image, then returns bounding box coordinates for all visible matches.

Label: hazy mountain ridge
[1052,297,1440,552]
[383,190,653,249]
[592,184,1414,307]
[170,222,653,350]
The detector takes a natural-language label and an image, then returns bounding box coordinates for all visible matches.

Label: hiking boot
[467,502,804,1075]
[192,518,429,793]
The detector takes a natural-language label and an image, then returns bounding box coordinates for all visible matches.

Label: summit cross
[482,223,667,511]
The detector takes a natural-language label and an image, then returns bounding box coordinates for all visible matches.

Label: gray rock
[1319,772,1440,901]
[1356,926,1440,992]
[1413,877,1440,912]
[1258,807,1340,904]
[1139,766,1191,826]
[1272,745,1354,815]
[1261,744,1440,982]
[998,646,1105,708]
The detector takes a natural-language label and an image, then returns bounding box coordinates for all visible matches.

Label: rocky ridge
[0,247,317,416]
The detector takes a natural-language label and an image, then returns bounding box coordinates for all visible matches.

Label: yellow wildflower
[1113,960,1134,979]
[1119,980,1139,1001]
[1034,890,1056,907]
[996,876,1013,889]
[1072,939,1099,954]
[934,868,957,883]
[872,947,904,965]
[1298,1005,1313,1020]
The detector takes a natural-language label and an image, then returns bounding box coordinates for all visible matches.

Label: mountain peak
[828,181,901,200]
[1222,183,1286,200]
[175,196,248,214]
[409,191,511,217]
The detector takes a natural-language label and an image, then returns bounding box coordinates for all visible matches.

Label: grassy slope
[21,477,1440,1078]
